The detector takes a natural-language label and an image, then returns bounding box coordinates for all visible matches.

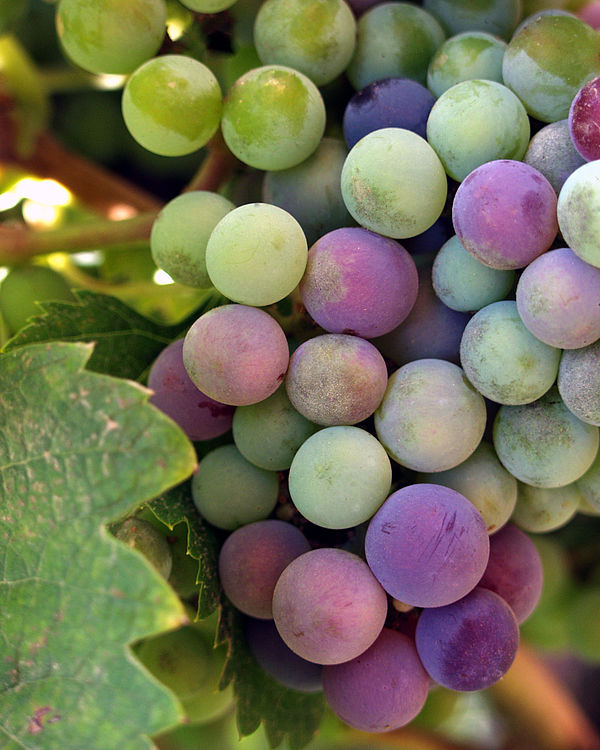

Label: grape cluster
[50,0,600,737]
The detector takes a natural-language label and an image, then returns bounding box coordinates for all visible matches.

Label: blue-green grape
[151,191,234,288]
[432,235,515,313]
[423,0,522,40]
[459,301,561,406]
[232,385,319,470]
[254,0,357,86]
[347,2,446,90]
[205,203,308,306]
[262,137,354,246]
[56,0,167,75]
[221,65,326,170]
[122,55,222,157]
[288,426,392,529]
[191,444,280,530]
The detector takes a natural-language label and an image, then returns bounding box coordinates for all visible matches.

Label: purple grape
[374,265,470,367]
[272,548,388,665]
[415,587,519,691]
[147,339,234,441]
[343,77,435,149]
[245,617,323,693]
[218,520,311,619]
[452,160,558,270]
[365,484,490,608]
[479,524,543,624]
[516,247,600,349]
[299,227,418,338]
[285,333,388,425]
[183,304,289,406]
[322,629,430,732]
[569,75,600,161]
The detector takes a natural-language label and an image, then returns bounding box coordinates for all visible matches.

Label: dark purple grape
[219,520,311,619]
[452,160,558,269]
[323,629,430,732]
[148,339,234,441]
[343,77,435,149]
[245,617,323,693]
[374,265,470,366]
[479,523,543,624]
[272,547,388,665]
[365,484,490,608]
[569,75,600,161]
[299,227,418,339]
[415,587,519,691]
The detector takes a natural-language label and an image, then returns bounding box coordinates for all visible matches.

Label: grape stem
[183,131,239,194]
[490,643,600,750]
[0,132,239,263]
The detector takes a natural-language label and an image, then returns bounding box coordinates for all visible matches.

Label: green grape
[427,79,530,182]
[167,528,200,600]
[341,128,447,239]
[114,517,172,580]
[511,482,582,533]
[577,448,600,511]
[136,627,212,701]
[205,203,308,306]
[191,444,280,530]
[346,2,446,90]
[56,0,167,75]
[427,31,507,99]
[122,55,222,157]
[262,137,354,246]
[151,191,235,288]
[254,0,357,86]
[180,0,237,11]
[221,65,326,170]
[232,385,319,470]
[288,426,392,529]
[502,12,600,123]
[418,442,517,534]
[423,0,522,40]
[0,265,75,335]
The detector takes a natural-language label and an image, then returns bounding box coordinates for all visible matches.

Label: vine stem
[0,131,239,264]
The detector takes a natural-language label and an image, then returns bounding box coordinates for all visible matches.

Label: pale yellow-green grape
[511,482,581,533]
[122,55,222,156]
[56,0,167,75]
[150,191,235,288]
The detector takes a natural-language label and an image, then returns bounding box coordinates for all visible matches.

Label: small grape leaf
[0,342,198,750]
[218,605,326,750]
[145,482,221,619]
[3,288,227,381]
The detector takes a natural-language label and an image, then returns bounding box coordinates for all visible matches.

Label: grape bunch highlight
[5,0,600,744]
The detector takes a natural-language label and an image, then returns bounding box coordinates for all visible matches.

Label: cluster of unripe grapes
[6,0,600,740]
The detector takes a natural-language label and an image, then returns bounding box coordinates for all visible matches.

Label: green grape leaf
[0,342,198,750]
[3,288,226,381]
[146,482,221,619]
[218,605,326,750]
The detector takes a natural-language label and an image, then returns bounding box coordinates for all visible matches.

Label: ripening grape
[122,55,222,157]
[56,0,167,75]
